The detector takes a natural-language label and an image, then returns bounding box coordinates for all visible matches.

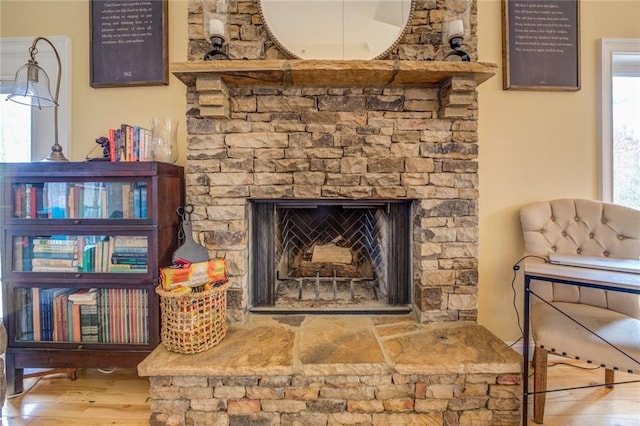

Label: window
[0,90,31,161]
[598,38,640,209]
[0,36,71,161]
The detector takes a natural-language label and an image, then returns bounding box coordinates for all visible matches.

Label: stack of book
[109,236,148,273]
[31,238,79,272]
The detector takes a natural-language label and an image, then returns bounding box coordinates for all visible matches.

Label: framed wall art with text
[502,0,580,91]
[90,0,168,88]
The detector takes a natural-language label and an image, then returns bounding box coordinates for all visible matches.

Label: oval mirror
[259,0,414,60]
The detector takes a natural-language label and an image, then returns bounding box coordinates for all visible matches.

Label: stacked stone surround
[185,74,481,323]
[182,0,483,322]
[149,371,521,425]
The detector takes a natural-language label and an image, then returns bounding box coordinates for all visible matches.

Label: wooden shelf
[0,161,185,396]
[171,60,498,88]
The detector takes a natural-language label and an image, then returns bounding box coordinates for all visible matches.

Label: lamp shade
[7,60,57,109]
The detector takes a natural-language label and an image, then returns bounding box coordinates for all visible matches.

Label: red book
[109,129,116,162]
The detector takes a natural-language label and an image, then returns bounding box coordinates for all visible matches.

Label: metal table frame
[522,260,640,424]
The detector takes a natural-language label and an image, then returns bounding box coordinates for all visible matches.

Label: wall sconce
[443,19,470,62]
[7,36,68,162]
[204,17,228,60]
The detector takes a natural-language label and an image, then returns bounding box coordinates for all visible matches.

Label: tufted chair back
[520,198,640,318]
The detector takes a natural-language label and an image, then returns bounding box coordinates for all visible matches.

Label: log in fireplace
[250,199,412,313]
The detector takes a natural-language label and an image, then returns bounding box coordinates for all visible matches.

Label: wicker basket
[156,282,231,354]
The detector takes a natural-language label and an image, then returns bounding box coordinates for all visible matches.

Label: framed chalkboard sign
[502,0,580,91]
[90,0,168,88]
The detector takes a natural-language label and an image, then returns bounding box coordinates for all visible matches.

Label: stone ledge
[138,315,521,378]
[139,315,522,426]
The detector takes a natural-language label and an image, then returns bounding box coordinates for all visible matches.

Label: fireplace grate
[276,206,384,280]
[251,200,411,311]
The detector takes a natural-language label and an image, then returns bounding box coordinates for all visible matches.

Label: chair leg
[532,346,548,424]
[605,368,614,389]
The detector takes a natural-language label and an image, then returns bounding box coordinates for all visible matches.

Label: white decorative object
[449,19,464,38]
[150,117,178,163]
[209,18,225,37]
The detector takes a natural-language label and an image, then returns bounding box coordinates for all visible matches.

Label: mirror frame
[258,0,415,60]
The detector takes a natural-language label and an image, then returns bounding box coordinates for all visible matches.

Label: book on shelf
[126,183,148,219]
[31,288,41,341]
[31,258,78,268]
[43,182,69,219]
[105,182,124,219]
[67,185,80,219]
[14,286,149,344]
[16,290,34,341]
[80,303,99,343]
[13,236,27,272]
[32,237,78,246]
[80,182,105,218]
[69,289,98,343]
[38,288,55,341]
[108,264,148,273]
[113,236,148,248]
[13,184,47,219]
[111,253,148,263]
[31,251,77,259]
[52,289,74,341]
[13,185,22,218]
[32,265,78,273]
[107,124,152,162]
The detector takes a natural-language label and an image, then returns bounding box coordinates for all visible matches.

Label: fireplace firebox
[250,200,412,313]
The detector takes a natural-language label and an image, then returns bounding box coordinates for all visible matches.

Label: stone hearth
[138,316,522,425]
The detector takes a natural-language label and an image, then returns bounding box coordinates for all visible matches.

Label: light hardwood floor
[2,368,150,425]
[525,362,640,426]
[1,362,638,425]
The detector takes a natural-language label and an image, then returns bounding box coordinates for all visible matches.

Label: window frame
[0,36,71,161]
[597,38,640,203]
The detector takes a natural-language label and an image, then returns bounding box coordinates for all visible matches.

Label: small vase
[150,117,178,163]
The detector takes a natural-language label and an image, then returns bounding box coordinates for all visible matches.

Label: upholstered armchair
[519,198,640,423]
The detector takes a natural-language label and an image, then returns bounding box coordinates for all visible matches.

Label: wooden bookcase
[0,161,184,395]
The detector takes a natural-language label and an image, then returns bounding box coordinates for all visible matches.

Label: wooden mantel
[171,60,497,88]
[171,60,497,118]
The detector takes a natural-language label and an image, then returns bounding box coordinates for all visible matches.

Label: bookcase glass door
[11,180,149,219]
[13,287,149,344]
[11,234,150,274]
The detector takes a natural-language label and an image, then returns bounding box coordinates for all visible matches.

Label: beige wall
[2,0,639,341]
[476,0,640,341]
[0,0,189,164]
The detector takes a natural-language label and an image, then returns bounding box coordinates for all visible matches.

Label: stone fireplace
[136,2,523,425]
[178,60,495,323]
[174,0,497,324]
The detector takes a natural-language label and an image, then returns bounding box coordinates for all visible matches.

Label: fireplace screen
[251,200,411,312]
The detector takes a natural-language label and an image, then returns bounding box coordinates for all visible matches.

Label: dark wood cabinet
[0,161,184,395]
